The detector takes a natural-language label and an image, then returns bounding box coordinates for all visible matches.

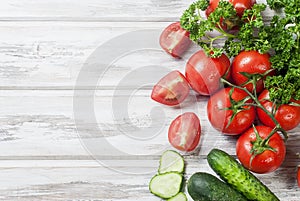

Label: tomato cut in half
[168,112,201,152]
[151,70,190,106]
[185,50,230,96]
[231,50,273,93]
[236,125,286,174]
[159,22,192,58]
[257,89,300,131]
[207,87,255,135]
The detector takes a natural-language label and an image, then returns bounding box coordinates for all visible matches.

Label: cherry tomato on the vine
[236,125,286,174]
[231,50,273,93]
[185,50,230,96]
[159,22,192,58]
[151,70,190,106]
[207,87,255,135]
[257,89,300,131]
[168,112,201,152]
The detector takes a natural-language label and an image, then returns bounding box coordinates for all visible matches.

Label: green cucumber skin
[207,149,280,201]
[188,172,247,201]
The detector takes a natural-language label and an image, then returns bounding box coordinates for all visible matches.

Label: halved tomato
[159,22,192,58]
[151,70,190,106]
[168,112,201,152]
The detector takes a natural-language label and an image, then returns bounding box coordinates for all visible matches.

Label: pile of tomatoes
[151,0,300,178]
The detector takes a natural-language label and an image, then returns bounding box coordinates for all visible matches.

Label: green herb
[180,0,237,57]
[266,0,289,9]
[264,0,300,103]
[181,0,300,103]
[180,0,267,57]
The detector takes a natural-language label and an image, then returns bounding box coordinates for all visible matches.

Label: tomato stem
[223,88,252,129]
[249,125,278,169]
[221,78,288,141]
[261,127,278,147]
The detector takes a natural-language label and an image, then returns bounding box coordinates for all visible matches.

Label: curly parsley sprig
[180,0,238,57]
[181,0,300,104]
[264,0,300,103]
[180,0,267,57]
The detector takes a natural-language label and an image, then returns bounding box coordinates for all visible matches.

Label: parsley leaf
[264,0,300,103]
[180,0,237,57]
[180,0,300,103]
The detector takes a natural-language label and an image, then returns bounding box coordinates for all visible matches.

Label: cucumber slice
[167,192,187,201]
[159,150,185,174]
[149,172,183,199]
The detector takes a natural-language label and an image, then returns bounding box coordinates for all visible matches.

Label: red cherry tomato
[159,22,192,58]
[257,89,300,131]
[206,0,256,17]
[231,50,273,93]
[236,125,286,174]
[151,70,190,106]
[206,0,256,31]
[297,166,300,187]
[207,87,255,135]
[185,50,230,96]
[168,112,201,152]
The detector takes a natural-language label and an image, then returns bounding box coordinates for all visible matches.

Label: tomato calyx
[249,125,278,168]
[239,69,274,95]
[221,77,289,141]
[223,88,252,129]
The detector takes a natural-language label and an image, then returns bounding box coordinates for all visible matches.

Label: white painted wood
[0,159,298,200]
[0,0,194,22]
[0,21,200,89]
[0,90,299,158]
[0,0,273,22]
[0,90,228,157]
[0,0,298,200]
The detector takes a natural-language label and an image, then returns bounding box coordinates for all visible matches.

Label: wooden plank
[0,90,208,157]
[0,21,197,89]
[0,5,277,89]
[0,159,298,200]
[0,0,194,22]
[0,0,274,22]
[0,90,299,159]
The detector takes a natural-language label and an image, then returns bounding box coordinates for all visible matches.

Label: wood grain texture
[0,0,299,200]
[0,0,194,22]
[0,90,237,157]
[0,0,275,22]
[0,21,198,89]
[0,159,298,200]
[0,90,299,159]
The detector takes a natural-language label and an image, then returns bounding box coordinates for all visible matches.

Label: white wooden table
[0,0,299,200]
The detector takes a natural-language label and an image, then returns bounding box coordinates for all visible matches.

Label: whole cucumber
[207,148,279,201]
[188,172,247,201]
